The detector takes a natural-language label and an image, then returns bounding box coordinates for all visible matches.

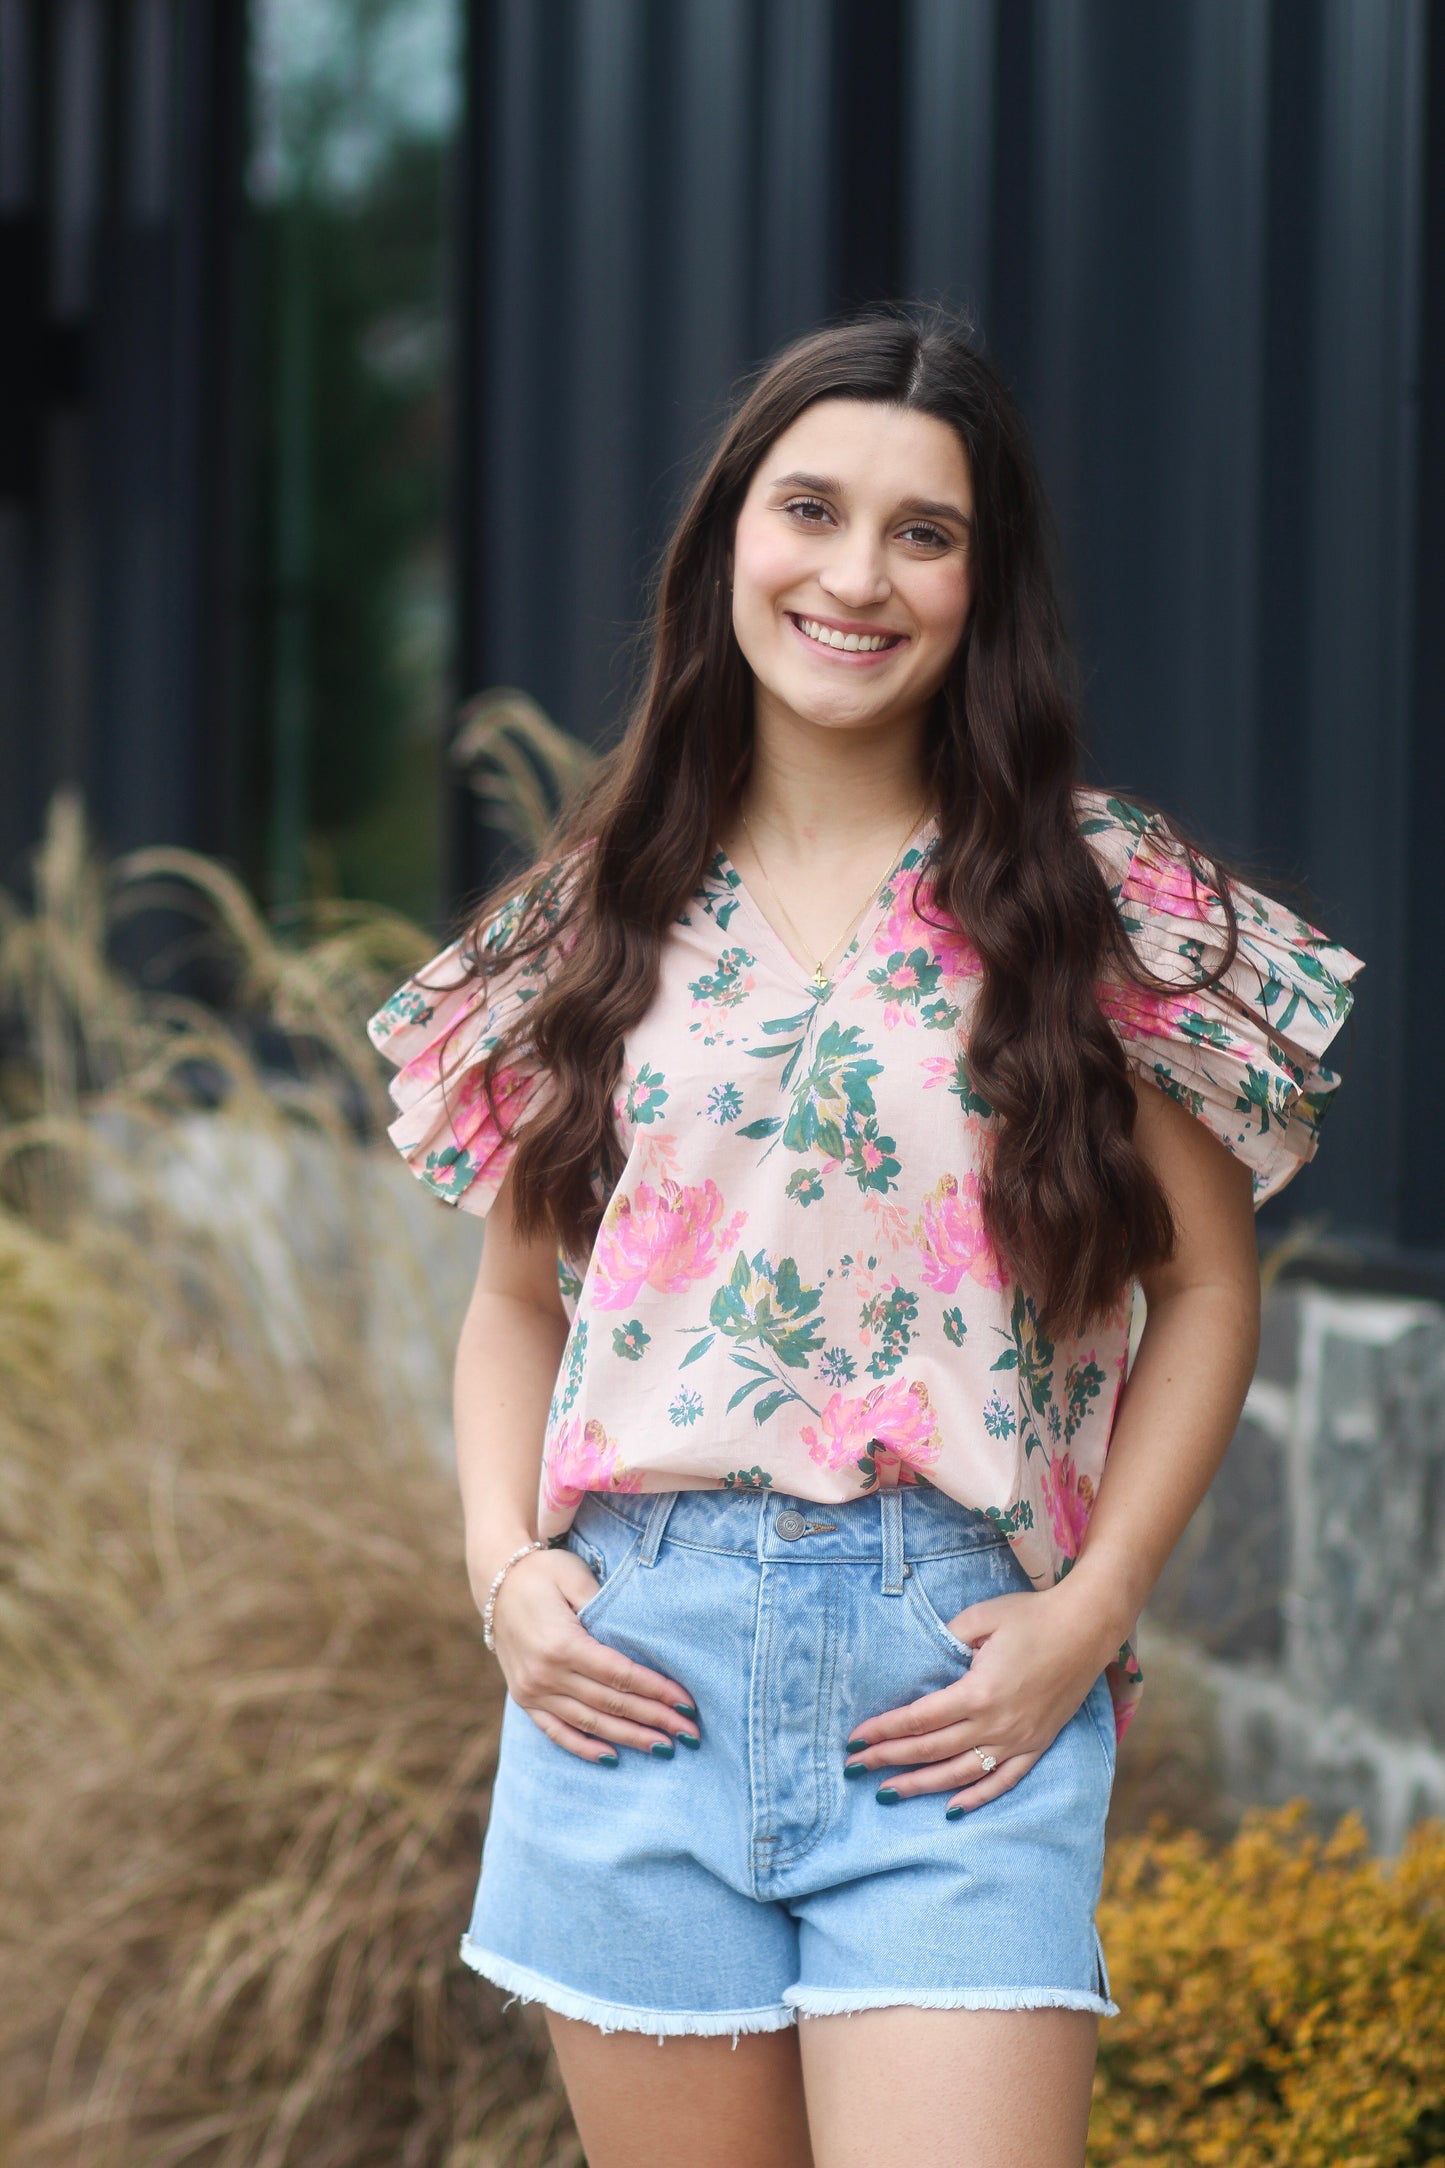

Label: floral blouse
[367,786,1365,1737]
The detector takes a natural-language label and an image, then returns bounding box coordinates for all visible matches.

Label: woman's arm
[844,1075,1261,1810]
[457,1165,701,1760]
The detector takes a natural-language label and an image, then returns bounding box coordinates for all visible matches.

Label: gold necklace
[738,802,927,994]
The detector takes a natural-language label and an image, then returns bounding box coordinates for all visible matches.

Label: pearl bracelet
[481,1538,550,1651]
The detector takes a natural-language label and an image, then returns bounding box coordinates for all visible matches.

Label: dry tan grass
[0,794,578,2168]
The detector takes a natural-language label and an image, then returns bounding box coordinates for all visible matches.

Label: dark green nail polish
[846,1737,868,1754]
[677,1730,701,1748]
[945,1804,964,1819]
[650,1739,675,1758]
[674,1703,699,1720]
[843,1760,869,1780]
[875,1786,900,1805]
[597,1751,619,1767]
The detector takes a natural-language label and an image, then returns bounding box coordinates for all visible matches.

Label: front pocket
[902,1538,1026,1665]
[565,1514,643,1632]
[904,1557,981,1665]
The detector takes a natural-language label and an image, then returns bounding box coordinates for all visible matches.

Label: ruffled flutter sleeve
[1078,790,1366,1206]
[365,889,559,1217]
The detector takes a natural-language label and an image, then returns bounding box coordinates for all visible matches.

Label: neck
[741,700,932,851]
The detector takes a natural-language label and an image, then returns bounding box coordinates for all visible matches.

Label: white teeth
[796,617,897,653]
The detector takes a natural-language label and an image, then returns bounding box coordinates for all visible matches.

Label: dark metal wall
[459,0,1442,1270]
[0,0,246,878]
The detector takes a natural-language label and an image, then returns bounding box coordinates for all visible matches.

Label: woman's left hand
[843,1582,1119,1813]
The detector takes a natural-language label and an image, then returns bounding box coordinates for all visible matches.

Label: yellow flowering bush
[1091,1802,1445,2167]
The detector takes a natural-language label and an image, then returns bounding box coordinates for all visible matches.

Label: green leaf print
[688,946,755,1007]
[722,1466,774,1491]
[1235,1065,1291,1132]
[548,1318,589,1425]
[984,1500,1036,1539]
[783,1022,883,1160]
[709,1249,825,1370]
[374,984,434,1034]
[841,1117,901,1195]
[940,1049,994,1120]
[1007,1286,1056,1418]
[785,1167,825,1207]
[943,1307,968,1347]
[1147,1062,1206,1120]
[746,1001,826,1095]
[611,1320,651,1362]
[1064,1359,1106,1442]
[738,1117,783,1140]
[678,1331,715,1370]
[421,1145,477,1201]
[623,1063,669,1125]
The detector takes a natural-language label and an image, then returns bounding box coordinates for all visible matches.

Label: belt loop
[639,1490,679,1567]
[880,1489,905,1595]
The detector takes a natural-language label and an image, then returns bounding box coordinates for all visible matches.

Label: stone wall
[1149,1280,1445,1852]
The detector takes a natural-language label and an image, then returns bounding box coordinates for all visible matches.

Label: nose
[818,530,891,608]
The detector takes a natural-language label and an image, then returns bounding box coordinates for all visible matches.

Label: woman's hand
[842,1580,1118,1813]
[482,1545,702,1764]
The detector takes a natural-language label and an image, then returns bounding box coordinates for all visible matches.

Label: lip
[785,611,909,665]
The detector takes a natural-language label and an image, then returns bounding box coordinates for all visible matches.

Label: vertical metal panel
[1400,0,1445,1250]
[904,0,995,317]
[1300,0,1424,1236]
[754,0,832,352]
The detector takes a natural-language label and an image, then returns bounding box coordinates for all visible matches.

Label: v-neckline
[710,816,939,1001]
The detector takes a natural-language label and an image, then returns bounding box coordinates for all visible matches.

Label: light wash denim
[462,1483,1118,2039]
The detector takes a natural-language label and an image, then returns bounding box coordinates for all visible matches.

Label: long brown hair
[448,304,1250,1338]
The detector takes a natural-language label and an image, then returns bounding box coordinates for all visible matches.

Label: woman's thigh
[545,2012,815,2168]
[798,2005,1098,2168]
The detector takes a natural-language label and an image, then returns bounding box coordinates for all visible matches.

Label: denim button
[775,1510,807,1540]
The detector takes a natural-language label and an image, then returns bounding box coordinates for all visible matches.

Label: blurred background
[1,5,1444,2165]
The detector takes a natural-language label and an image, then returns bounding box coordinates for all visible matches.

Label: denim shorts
[462,1483,1118,2039]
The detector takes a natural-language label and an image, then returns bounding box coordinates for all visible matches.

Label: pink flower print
[1093,979,1199,1043]
[800,1378,941,1474]
[799,1392,877,1471]
[1041,1452,1095,1559]
[590,1178,746,1310]
[864,1378,942,1469]
[914,1172,1008,1294]
[542,1416,642,1514]
[1122,848,1220,924]
[877,878,981,982]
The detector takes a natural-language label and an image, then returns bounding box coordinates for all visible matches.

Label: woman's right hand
[481,1546,701,1762]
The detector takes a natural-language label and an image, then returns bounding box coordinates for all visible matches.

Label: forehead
[754,397,972,504]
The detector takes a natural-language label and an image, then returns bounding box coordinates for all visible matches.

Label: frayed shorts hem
[459,1941,1119,2034]
[786,1985,1120,2020]
[459,1939,796,2041]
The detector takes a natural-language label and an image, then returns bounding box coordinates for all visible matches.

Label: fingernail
[875,1786,900,1805]
[845,1737,868,1754]
[676,1730,701,1748]
[843,1760,870,1780]
[674,1703,700,1720]
[945,1804,965,1819]
[597,1751,619,1767]
[650,1739,675,1758]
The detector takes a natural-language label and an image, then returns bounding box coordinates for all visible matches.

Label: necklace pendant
[812,964,831,995]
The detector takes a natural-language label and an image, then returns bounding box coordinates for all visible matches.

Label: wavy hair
[447,305,1252,1338]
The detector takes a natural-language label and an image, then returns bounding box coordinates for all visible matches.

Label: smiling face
[728,397,975,745]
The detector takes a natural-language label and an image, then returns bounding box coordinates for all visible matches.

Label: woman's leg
[545,2012,816,2168]
[798,2007,1098,2168]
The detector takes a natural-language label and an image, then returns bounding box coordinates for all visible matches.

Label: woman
[368,308,1363,2167]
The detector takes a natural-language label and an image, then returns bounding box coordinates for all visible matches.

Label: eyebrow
[769,470,974,530]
